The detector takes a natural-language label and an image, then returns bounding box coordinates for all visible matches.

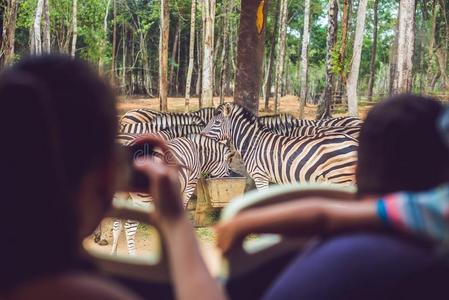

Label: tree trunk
[110,0,116,83]
[317,0,338,119]
[219,0,230,104]
[121,25,127,94]
[346,0,368,117]
[42,0,50,53]
[98,0,111,75]
[169,21,180,96]
[30,0,45,55]
[274,0,288,114]
[159,0,169,111]
[393,0,416,94]
[196,25,202,101]
[234,0,269,115]
[1,0,19,67]
[71,0,78,58]
[201,0,216,107]
[263,0,280,112]
[185,0,196,112]
[298,0,311,118]
[337,0,351,89]
[389,22,399,95]
[367,0,378,101]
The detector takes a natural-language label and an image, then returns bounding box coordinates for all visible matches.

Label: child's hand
[215,220,241,254]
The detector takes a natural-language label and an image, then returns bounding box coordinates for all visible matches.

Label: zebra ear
[223,103,232,117]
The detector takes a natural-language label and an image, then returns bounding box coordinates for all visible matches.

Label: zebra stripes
[259,113,298,129]
[202,103,358,190]
[120,114,205,134]
[112,134,232,255]
[273,125,362,140]
[117,124,205,143]
[120,107,215,126]
[262,115,363,129]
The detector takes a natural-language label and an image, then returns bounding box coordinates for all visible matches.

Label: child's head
[356,95,449,197]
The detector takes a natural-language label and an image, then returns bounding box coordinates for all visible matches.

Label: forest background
[0,0,448,118]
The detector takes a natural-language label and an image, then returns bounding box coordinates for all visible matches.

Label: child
[216,95,449,254]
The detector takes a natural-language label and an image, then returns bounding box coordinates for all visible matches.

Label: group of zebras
[111,103,363,255]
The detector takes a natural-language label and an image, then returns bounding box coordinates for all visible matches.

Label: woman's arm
[215,198,381,254]
[135,159,226,300]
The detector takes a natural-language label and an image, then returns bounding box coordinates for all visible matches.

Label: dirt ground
[84,218,222,275]
[116,95,372,120]
[86,95,372,275]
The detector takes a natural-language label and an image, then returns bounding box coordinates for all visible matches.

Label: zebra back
[120,114,205,134]
[192,107,216,124]
[120,108,160,125]
[156,125,205,140]
[259,114,299,129]
[311,116,363,127]
[274,125,361,140]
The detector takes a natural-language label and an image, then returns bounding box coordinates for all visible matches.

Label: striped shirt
[377,185,449,248]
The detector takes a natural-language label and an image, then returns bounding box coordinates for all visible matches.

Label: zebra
[120,108,159,125]
[120,107,215,126]
[273,124,362,140]
[191,107,216,124]
[112,134,234,255]
[259,114,363,130]
[314,116,363,127]
[259,113,298,129]
[120,114,205,134]
[117,125,205,143]
[201,103,358,190]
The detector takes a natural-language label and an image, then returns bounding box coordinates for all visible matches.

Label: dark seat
[262,232,449,300]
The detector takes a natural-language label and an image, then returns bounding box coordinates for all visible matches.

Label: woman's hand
[134,158,184,228]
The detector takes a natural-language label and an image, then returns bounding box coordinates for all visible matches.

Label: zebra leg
[124,220,139,256]
[254,178,270,190]
[93,224,102,243]
[111,219,123,256]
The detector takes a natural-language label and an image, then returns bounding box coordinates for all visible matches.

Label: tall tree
[110,0,116,81]
[367,0,379,101]
[169,21,180,95]
[0,0,19,67]
[30,0,45,55]
[346,0,368,116]
[393,0,416,94]
[263,0,280,112]
[317,0,338,119]
[219,0,231,104]
[298,0,311,118]
[337,0,351,86]
[42,0,50,53]
[234,0,269,114]
[159,0,169,111]
[201,0,216,107]
[70,0,78,58]
[185,0,196,112]
[99,0,111,74]
[274,0,288,114]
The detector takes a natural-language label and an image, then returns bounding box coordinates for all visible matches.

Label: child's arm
[215,198,381,254]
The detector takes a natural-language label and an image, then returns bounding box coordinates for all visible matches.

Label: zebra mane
[233,104,271,133]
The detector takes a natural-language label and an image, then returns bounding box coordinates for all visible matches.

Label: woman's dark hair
[356,94,449,196]
[0,56,117,291]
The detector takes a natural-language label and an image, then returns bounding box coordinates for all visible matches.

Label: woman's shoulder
[5,272,142,300]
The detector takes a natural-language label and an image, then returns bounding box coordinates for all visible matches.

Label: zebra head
[201,103,232,142]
